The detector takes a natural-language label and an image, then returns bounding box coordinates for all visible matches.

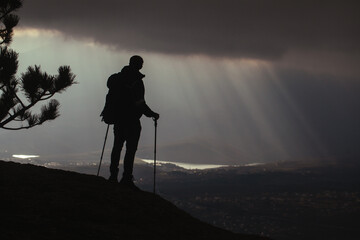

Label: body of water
[141,159,232,170]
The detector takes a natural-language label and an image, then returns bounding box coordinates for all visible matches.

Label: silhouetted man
[108,55,159,189]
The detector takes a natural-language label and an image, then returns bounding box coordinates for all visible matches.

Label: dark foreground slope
[0,161,268,240]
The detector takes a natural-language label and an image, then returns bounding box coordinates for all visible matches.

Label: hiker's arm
[134,99,159,119]
[134,80,159,119]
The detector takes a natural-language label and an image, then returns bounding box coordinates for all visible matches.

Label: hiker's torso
[108,66,145,122]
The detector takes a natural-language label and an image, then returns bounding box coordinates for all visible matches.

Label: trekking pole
[97,124,110,176]
[153,118,158,194]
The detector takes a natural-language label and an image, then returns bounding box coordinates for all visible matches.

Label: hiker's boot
[108,168,119,183]
[119,174,140,191]
[108,174,118,183]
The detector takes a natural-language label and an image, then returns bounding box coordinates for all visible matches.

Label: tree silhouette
[0,0,76,130]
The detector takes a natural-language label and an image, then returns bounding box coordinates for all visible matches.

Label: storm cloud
[3,0,359,165]
[18,0,360,61]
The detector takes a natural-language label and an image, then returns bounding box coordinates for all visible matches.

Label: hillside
[0,160,269,240]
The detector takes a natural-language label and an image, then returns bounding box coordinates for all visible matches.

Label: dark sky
[18,0,360,70]
[6,0,360,163]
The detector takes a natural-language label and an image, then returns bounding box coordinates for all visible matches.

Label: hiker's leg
[110,124,125,180]
[122,120,141,179]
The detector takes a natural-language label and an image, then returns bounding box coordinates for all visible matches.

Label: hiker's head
[129,55,143,70]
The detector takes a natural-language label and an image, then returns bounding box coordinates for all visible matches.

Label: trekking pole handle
[152,117,158,127]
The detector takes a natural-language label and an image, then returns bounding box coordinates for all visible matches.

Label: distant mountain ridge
[0,160,269,240]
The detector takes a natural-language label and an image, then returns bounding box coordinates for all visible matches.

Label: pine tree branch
[0,9,12,21]
[0,1,22,21]
[1,124,38,130]
[0,100,36,128]
[0,89,56,128]
[0,29,7,44]
[40,93,55,101]
[4,81,26,109]
[11,88,26,108]
[7,111,22,121]
[0,39,6,45]
[0,1,69,131]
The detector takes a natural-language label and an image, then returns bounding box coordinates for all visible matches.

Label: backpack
[100,93,117,124]
[100,72,137,124]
